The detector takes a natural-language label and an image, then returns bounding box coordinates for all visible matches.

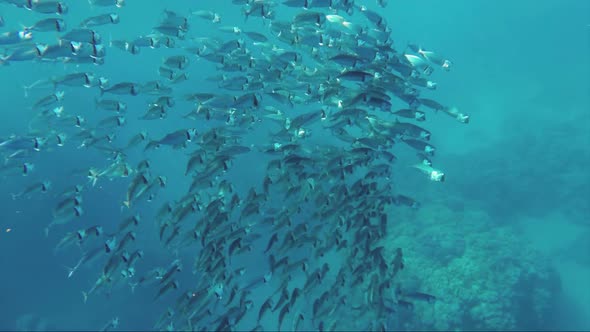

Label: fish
[122,172,150,208]
[402,138,436,155]
[154,280,179,300]
[11,180,51,199]
[393,108,426,121]
[29,1,68,15]
[163,55,189,69]
[45,206,83,236]
[101,317,119,332]
[144,129,197,150]
[89,0,125,7]
[442,106,470,123]
[277,303,290,331]
[394,195,420,209]
[0,31,33,45]
[292,312,304,331]
[411,163,445,182]
[110,40,140,55]
[100,82,140,96]
[257,297,274,324]
[403,291,437,303]
[80,13,120,27]
[23,18,67,32]
[61,29,102,44]
[192,10,221,23]
[52,72,101,88]
[95,98,127,112]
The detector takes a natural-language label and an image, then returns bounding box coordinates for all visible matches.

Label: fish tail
[63,264,75,278]
[82,291,88,304]
[87,169,99,187]
[22,83,34,98]
[122,200,131,209]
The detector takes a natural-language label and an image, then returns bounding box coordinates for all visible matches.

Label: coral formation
[380,200,561,330]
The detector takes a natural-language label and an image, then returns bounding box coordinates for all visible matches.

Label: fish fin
[22,84,34,98]
[87,169,99,187]
[63,264,75,278]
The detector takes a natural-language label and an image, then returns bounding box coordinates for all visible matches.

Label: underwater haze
[0,0,589,331]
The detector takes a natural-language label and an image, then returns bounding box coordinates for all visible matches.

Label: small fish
[278,303,290,331]
[144,129,196,150]
[32,91,65,109]
[192,10,220,23]
[442,106,470,123]
[273,287,290,312]
[258,297,274,324]
[394,195,420,208]
[61,29,101,44]
[101,82,140,96]
[418,48,452,71]
[95,98,127,112]
[292,312,304,331]
[264,233,278,253]
[403,53,433,75]
[89,0,125,7]
[11,180,51,199]
[117,214,140,232]
[153,26,185,39]
[163,55,189,69]
[244,31,267,42]
[411,163,445,182]
[391,248,404,276]
[23,18,66,32]
[393,108,426,121]
[52,72,96,88]
[0,31,33,45]
[29,1,68,15]
[45,205,83,236]
[403,291,437,303]
[110,40,140,55]
[402,138,435,155]
[80,13,120,27]
[218,26,241,34]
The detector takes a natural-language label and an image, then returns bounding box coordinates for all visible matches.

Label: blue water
[0,0,589,331]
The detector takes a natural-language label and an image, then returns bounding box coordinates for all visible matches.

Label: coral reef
[380,200,561,330]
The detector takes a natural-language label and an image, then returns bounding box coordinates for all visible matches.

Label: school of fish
[1,0,470,330]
